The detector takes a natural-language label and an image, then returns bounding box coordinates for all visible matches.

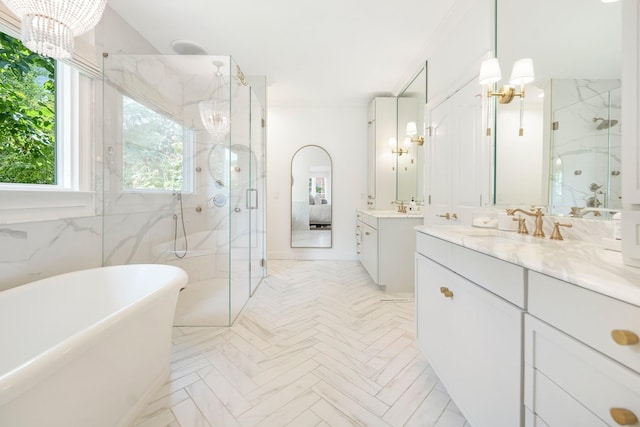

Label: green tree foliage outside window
[0,32,56,184]
[122,96,186,191]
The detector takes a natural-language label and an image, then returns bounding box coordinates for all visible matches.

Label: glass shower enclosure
[101,54,266,326]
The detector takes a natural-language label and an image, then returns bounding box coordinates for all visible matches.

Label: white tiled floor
[133,260,470,426]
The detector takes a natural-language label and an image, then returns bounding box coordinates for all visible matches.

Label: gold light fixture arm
[409,136,425,145]
[487,84,525,104]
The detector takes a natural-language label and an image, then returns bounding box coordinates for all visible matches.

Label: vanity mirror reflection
[493,0,621,218]
[396,65,427,202]
[291,145,332,248]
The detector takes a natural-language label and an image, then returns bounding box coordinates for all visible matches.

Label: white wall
[267,105,367,260]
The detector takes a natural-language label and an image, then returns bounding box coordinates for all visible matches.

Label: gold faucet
[512,216,528,234]
[550,222,572,240]
[506,207,545,237]
[392,200,407,213]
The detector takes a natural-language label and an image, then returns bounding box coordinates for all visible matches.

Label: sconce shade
[2,0,107,58]
[479,58,502,85]
[406,121,418,136]
[510,58,535,85]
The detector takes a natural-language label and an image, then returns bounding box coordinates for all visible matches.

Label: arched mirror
[291,145,332,248]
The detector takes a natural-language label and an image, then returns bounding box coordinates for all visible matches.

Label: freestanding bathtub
[0,264,188,427]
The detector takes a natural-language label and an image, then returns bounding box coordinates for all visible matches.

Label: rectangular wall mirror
[396,64,427,203]
[493,0,621,219]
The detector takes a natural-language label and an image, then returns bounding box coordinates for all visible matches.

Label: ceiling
[106,0,453,107]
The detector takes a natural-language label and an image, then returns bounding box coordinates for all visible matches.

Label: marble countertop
[358,209,423,219]
[415,224,640,307]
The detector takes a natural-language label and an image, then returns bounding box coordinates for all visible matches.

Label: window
[121,96,193,193]
[0,32,56,184]
[0,30,94,223]
[309,176,325,197]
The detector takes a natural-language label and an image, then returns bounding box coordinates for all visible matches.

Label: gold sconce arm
[409,136,424,145]
[487,85,525,104]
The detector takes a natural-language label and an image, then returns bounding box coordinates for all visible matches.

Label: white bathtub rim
[0,264,187,407]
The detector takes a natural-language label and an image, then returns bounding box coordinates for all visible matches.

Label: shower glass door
[250,88,266,295]
[229,58,252,324]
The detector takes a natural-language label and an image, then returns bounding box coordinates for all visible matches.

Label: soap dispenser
[409,197,416,212]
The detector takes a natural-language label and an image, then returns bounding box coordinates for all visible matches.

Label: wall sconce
[479,57,535,136]
[406,122,424,145]
[389,137,409,156]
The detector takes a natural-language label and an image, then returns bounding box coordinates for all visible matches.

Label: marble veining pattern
[0,217,102,291]
[133,260,469,427]
[416,224,640,307]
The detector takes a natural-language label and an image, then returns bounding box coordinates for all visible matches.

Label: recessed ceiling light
[601,0,620,3]
[170,40,207,55]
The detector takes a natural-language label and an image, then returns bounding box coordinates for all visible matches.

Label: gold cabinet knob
[439,287,454,298]
[611,330,639,346]
[452,213,458,220]
[610,408,638,425]
[438,213,451,220]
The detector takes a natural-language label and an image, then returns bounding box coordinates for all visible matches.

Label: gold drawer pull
[439,287,454,298]
[437,213,458,220]
[610,408,638,425]
[611,330,639,346]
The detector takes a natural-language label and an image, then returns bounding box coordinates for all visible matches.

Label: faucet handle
[550,222,572,240]
[513,216,528,234]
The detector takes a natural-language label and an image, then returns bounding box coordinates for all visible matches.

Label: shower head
[592,117,619,130]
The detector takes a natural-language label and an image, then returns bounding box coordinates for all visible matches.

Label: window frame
[0,41,96,225]
[119,94,194,195]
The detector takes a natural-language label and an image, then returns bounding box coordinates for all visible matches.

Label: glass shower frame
[101,53,265,327]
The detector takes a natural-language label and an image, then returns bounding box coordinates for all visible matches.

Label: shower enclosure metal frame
[101,53,266,327]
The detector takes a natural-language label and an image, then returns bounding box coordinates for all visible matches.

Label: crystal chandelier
[199,61,230,140]
[2,0,107,59]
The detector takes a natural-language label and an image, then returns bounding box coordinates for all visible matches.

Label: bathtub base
[0,265,186,427]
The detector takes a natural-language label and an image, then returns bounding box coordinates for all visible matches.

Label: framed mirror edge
[290,144,333,249]
[490,0,622,220]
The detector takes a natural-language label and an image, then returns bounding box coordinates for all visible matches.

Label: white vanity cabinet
[426,79,489,225]
[367,97,397,210]
[415,232,525,427]
[357,210,421,292]
[525,271,640,426]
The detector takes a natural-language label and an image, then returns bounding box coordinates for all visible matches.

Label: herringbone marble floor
[132,260,470,427]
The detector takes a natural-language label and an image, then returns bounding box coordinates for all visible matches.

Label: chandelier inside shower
[199,61,230,139]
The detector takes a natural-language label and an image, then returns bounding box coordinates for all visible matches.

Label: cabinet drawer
[415,232,526,307]
[529,271,640,373]
[451,244,526,308]
[415,232,453,267]
[364,214,377,229]
[525,315,640,426]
